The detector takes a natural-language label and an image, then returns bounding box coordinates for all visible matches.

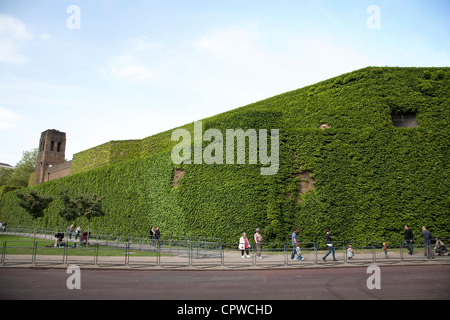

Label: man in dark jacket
[421,226,433,258]
[404,225,414,255]
[322,228,337,262]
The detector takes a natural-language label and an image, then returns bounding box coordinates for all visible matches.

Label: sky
[1,0,449,166]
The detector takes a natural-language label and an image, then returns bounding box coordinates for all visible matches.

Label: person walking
[322,228,337,261]
[382,242,388,258]
[254,228,263,259]
[404,225,414,255]
[420,226,433,258]
[67,224,74,240]
[291,228,304,260]
[75,225,81,240]
[155,227,161,250]
[347,244,354,260]
[150,226,156,247]
[239,233,251,258]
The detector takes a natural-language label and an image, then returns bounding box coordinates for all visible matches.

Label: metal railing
[1,228,449,268]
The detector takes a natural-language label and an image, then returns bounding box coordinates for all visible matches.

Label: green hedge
[1,67,449,243]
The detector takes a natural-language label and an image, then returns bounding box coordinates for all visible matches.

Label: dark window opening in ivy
[391,112,418,128]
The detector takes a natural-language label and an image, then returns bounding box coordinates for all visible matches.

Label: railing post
[400,240,404,261]
[94,243,98,266]
[371,241,375,262]
[188,239,191,266]
[157,242,160,266]
[32,240,37,265]
[125,240,129,266]
[63,240,68,265]
[1,241,4,266]
[314,242,318,264]
[251,243,255,266]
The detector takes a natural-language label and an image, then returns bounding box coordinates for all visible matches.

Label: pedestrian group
[58,223,446,260]
[233,225,447,261]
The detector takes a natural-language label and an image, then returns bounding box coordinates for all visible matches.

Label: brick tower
[35,129,66,184]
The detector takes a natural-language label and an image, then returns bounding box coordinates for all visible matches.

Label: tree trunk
[33,218,37,244]
[86,220,91,250]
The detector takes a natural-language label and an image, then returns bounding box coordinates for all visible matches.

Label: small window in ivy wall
[391,112,418,128]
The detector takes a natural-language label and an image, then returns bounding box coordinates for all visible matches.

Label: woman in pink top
[254,228,263,259]
[239,233,251,258]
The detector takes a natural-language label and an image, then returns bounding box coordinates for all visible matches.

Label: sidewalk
[1,231,448,270]
[2,254,447,271]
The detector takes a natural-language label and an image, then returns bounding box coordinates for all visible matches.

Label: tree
[0,168,14,187]
[0,149,38,187]
[17,190,54,243]
[59,190,106,247]
[59,190,81,222]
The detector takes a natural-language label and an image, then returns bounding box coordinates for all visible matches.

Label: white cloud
[110,60,155,81]
[98,26,382,143]
[195,27,265,64]
[103,36,165,82]
[171,25,389,118]
[39,33,51,40]
[194,26,380,92]
[126,36,163,52]
[283,36,379,82]
[0,107,22,130]
[0,14,32,64]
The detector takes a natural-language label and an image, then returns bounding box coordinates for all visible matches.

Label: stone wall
[45,161,72,182]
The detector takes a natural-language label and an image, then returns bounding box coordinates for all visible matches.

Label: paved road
[1,264,448,301]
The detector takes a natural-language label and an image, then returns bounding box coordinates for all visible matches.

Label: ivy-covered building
[2,67,449,243]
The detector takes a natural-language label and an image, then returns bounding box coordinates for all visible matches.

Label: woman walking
[254,228,263,259]
[239,233,251,258]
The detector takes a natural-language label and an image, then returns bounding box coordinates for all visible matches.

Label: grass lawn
[0,234,159,257]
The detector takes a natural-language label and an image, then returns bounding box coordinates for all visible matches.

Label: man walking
[291,228,304,261]
[404,225,414,255]
[421,226,433,259]
[254,228,263,259]
[322,228,337,262]
[155,227,161,250]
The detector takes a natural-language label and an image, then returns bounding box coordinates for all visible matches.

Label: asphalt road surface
[0,265,448,301]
